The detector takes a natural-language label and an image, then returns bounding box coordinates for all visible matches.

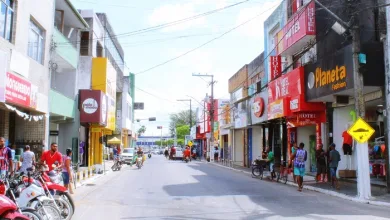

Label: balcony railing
[53,28,78,68]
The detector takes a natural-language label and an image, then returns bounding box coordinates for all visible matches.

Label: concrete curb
[206,161,390,208]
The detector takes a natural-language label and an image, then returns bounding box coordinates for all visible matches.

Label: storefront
[268,66,325,167]
[0,71,48,161]
[304,43,387,188]
[232,100,248,167]
[218,100,231,161]
[248,90,268,162]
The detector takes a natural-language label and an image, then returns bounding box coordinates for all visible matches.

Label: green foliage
[176,125,190,140]
[169,110,196,136]
[137,125,146,136]
[177,139,184,146]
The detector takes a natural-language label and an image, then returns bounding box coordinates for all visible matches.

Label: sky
[72,0,281,136]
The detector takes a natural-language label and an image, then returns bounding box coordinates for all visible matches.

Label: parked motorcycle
[2,172,61,220]
[0,194,41,220]
[35,164,75,217]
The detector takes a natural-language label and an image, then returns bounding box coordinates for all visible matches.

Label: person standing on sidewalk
[0,137,13,177]
[62,148,74,194]
[292,143,307,192]
[265,147,275,179]
[291,142,297,183]
[329,143,341,189]
[316,144,327,182]
[19,145,35,173]
[41,143,62,171]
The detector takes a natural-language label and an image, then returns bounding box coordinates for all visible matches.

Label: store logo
[253,97,264,118]
[82,98,98,114]
[290,99,298,110]
[308,65,347,91]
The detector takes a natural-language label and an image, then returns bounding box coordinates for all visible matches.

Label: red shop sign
[286,111,326,128]
[5,72,31,108]
[79,89,108,126]
[275,1,316,55]
[253,96,265,118]
[270,56,282,81]
[268,66,304,103]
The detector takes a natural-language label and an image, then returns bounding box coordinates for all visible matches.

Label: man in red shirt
[41,143,62,171]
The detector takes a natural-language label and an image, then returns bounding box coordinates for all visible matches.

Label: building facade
[0,0,54,161]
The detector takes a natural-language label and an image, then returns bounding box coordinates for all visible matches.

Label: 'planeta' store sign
[304,44,354,101]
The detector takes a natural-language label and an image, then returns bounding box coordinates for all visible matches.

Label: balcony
[49,89,75,120]
[53,28,78,69]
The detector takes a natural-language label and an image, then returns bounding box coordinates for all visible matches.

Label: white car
[122,148,135,164]
[174,148,183,160]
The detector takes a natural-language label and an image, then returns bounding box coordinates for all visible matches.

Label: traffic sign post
[347,117,374,200]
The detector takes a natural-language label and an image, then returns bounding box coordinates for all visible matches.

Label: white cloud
[148,3,207,32]
[235,1,281,38]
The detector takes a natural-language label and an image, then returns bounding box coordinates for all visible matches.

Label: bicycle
[274,161,289,184]
[251,159,267,179]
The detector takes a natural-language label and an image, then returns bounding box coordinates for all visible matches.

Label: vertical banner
[270,56,282,81]
[316,123,322,147]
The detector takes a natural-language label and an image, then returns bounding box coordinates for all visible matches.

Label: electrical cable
[57,0,253,46]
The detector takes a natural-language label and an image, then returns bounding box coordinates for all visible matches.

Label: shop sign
[286,111,326,128]
[79,89,108,126]
[268,99,287,120]
[5,72,33,108]
[304,44,354,101]
[270,56,282,81]
[250,90,268,124]
[233,101,248,129]
[276,1,316,55]
[268,66,303,103]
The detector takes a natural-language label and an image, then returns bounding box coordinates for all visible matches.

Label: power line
[57,0,252,46]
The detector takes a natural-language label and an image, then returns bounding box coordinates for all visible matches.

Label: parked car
[174,148,183,160]
[122,148,135,164]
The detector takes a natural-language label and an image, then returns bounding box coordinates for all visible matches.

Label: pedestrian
[265,147,275,179]
[41,142,62,171]
[79,141,85,165]
[316,143,327,182]
[62,148,74,194]
[19,145,35,173]
[291,142,297,183]
[0,137,13,177]
[292,142,307,192]
[329,143,341,189]
[10,144,16,172]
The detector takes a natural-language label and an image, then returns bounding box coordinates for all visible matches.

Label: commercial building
[49,0,89,163]
[0,0,54,160]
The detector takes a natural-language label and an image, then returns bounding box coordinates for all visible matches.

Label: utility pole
[383,0,390,192]
[314,0,370,199]
[192,74,215,162]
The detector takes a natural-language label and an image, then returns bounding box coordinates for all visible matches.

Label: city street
[72,156,390,220]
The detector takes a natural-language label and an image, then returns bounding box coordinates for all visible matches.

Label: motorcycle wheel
[36,203,62,220]
[54,196,73,220]
[57,192,75,213]
[20,209,44,220]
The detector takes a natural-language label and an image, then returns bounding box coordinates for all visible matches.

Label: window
[0,0,14,42]
[28,20,45,64]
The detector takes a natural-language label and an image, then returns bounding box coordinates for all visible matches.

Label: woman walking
[62,148,74,194]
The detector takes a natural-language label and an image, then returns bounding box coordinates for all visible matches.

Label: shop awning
[107,137,121,144]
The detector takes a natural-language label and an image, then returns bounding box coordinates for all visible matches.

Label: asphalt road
[72,155,390,220]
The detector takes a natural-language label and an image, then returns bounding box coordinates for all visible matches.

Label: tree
[177,139,184,146]
[137,125,146,136]
[169,110,196,136]
[176,125,189,140]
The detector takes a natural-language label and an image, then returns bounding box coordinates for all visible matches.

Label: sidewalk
[75,160,115,188]
[208,161,390,207]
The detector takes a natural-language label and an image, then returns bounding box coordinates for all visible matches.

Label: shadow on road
[159,162,390,219]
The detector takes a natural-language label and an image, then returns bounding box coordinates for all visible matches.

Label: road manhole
[85,183,96,186]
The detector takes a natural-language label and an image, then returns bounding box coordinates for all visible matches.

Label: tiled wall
[15,116,46,142]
